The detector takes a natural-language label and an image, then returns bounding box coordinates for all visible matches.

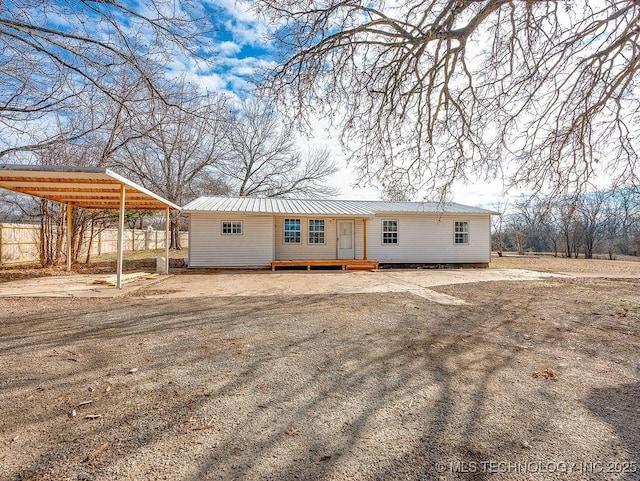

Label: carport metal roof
[0,165,179,288]
[0,165,180,210]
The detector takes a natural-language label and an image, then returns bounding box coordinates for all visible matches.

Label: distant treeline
[493,187,640,259]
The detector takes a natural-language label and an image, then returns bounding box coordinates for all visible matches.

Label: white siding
[188,212,492,266]
[189,213,274,267]
[366,214,491,263]
[274,216,338,260]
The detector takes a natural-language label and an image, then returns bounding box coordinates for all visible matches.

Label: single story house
[182,196,498,269]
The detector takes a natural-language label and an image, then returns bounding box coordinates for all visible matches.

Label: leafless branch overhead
[254,0,640,199]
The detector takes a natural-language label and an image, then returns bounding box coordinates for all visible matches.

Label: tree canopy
[216,99,339,198]
[254,0,640,199]
[0,0,207,158]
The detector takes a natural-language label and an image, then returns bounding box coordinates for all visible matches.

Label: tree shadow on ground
[1,278,638,480]
[585,383,640,481]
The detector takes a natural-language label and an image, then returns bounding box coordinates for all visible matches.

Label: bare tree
[538,207,562,258]
[0,72,172,265]
[499,187,640,259]
[254,1,639,199]
[488,201,508,256]
[217,100,339,198]
[609,186,640,255]
[576,190,614,259]
[111,81,231,248]
[0,0,209,159]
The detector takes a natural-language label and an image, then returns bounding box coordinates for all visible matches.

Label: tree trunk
[39,200,51,267]
[169,211,181,250]
[85,217,96,264]
[39,200,65,267]
[55,208,65,265]
[74,213,86,263]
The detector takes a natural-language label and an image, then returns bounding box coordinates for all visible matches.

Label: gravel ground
[1,274,639,480]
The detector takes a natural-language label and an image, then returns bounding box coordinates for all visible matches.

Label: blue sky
[157,1,397,202]
[1,0,510,206]
[164,0,275,96]
[166,0,512,206]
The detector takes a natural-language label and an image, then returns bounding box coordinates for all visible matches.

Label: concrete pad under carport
[0,274,161,298]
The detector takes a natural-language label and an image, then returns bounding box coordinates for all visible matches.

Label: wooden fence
[0,223,189,265]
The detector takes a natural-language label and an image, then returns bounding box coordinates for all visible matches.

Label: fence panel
[0,223,188,265]
[0,224,41,264]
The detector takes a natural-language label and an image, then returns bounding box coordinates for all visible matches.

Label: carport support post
[66,203,72,272]
[116,184,126,289]
[164,207,170,274]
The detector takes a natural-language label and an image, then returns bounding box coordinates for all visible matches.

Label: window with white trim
[454,221,469,244]
[382,220,398,244]
[284,218,301,243]
[308,219,325,244]
[222,221,242,235]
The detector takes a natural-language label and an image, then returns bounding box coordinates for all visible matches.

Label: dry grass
[3,250,639,285]
[0,249,188,283]
[490,254,640,275]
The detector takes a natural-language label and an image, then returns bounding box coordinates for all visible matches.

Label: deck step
[345,263,378,271]
[271,259,379,271]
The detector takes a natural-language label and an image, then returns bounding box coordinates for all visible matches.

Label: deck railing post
[363,218,368,260]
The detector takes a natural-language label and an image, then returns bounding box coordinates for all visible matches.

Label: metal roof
[182,196,498,216]
[0,165,180,210]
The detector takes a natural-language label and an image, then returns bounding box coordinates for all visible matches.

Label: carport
[0,165,180,288]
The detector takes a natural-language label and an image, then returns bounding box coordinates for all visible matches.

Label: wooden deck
[271,259,379,271]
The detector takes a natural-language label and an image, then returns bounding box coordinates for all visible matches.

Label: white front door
[337,220,355,259]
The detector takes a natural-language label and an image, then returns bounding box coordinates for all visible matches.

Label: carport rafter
[0,165,180,288]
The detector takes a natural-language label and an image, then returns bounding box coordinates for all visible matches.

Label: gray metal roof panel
[182,196,498,215]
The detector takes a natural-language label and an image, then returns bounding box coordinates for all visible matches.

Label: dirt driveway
[133,268,568,305]
[0,268,565,302]
[0,261,639,480]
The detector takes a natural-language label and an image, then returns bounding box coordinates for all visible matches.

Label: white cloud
[201,0,270,46]
[217,40,242,56]
[208,0,256,23]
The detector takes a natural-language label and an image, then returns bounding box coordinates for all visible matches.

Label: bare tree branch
[254,0,640,199]
[216,99,339,198]
[108,79,231,248]
[0,0,211,158]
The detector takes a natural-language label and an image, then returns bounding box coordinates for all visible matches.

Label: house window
[284,218,301,244]
[454,221,469,244]
[308,219,325,244]
[382,220,398,244]
[222,221,242,235]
